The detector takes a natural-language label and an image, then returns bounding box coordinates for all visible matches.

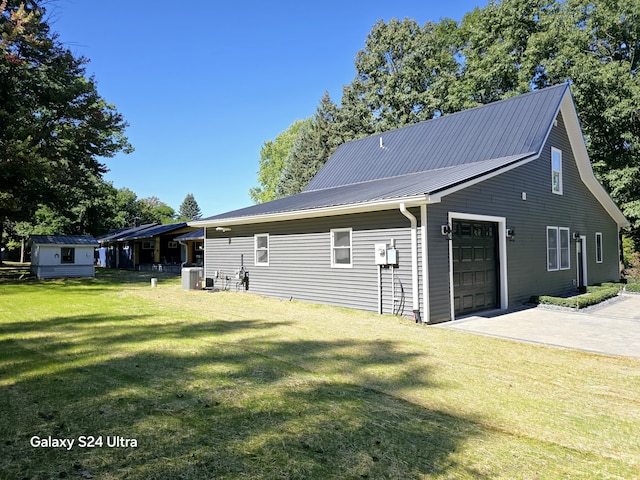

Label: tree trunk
[0,218,4,266]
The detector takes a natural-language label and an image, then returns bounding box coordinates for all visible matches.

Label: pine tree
[178,193,202,221]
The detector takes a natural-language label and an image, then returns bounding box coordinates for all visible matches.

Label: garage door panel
[452,220,498,316]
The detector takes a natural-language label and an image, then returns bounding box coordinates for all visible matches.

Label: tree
[139,196,175,225]
[276,92,343,197]
[342,17,464,133]
[250,119,311,204]
[0,0,132,262]
[178,193,202,221]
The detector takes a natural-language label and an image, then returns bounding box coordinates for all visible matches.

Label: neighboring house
[30,235,99,279]
[97,223,196,272]
[191,84,628,323]
[96,223,156,269]
[174,228,204,266]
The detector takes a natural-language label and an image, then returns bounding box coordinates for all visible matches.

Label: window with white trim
[331,228,352,268]
[547,226,570,271]
[254,234,269,266]
[551,147,563,195]
[595,232,603,263]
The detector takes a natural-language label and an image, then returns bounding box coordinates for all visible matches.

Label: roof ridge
[336,84,569,145]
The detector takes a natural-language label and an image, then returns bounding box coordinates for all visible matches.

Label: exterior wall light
[441,224,452,240]
[506,227,516,241]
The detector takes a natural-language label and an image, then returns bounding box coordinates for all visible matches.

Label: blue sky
[50,0,484,218]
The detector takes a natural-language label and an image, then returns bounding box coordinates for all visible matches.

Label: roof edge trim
[189,195,432,227]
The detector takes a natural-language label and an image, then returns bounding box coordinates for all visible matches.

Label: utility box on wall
[374,243,398,266]
[375,243,388,265]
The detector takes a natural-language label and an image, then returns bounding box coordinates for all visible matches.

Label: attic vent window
[551,147,563,195]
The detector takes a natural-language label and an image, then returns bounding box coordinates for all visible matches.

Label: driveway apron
[436,293,640,359]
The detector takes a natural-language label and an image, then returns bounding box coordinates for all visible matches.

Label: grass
[1,270,639,479]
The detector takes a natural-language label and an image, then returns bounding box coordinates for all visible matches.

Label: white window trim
[331,228,352,268]
[254,233,269,266]
[595,232,603,263]
[547,226,571,271]
[551,147,563,195]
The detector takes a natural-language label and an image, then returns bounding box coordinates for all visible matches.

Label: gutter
[399,203,421,323]
[189,195,429,228]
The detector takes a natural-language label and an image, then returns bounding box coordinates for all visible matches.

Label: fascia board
[189,195,432,228]
[559,92,629,227]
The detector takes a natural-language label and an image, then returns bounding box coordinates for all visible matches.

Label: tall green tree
[0,0,132,262]
[178,193,202,221]
[342,17,464,133]
[139,197,175,225]
[276,92,342,197]
[250,118,311,204]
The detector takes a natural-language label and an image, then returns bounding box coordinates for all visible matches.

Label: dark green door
[452,220,499,316]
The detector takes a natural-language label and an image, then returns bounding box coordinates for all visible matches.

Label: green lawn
[1,270,639,479]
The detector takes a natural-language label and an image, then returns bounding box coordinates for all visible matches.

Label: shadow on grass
[0,277,487,479]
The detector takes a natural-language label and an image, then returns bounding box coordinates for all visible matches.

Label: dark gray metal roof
[174,228,204,241]
[203,153,533,221]
[31,235,99,246]
[121,222,188,240]
[96,224,157,243]
[198,84,568,223]
[305,84,567,191]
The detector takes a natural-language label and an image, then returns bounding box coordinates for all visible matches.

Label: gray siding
[427,111,620,323]
[205,209,421,316]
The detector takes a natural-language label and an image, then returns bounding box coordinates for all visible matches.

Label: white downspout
[421,205,429,323]
[400,203,421,323]
[178,241,188,267]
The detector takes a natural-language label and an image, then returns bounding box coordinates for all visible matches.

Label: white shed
[30,235,99,279]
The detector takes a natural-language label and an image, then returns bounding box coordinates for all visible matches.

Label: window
[142,241,155,250]
[559,227,570,269]
[595,232,603,263]
[255,234,269,266]
[61,247,75,264]
[547,227,570,271]
[551,147,563,194]
[331,228,352,268]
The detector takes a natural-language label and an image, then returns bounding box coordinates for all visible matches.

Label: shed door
[452,220,499,316]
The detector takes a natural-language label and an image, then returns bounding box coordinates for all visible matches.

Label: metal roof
[96,224,157,243]
[195,84,611,225]
[120,222,188,240]
[305,84,567,191]
[174,228,204,241]
[202,153,534,222]
[31,235,99,246]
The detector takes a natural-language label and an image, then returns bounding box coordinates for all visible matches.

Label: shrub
[625,283,640,293]
[530,286,621,309]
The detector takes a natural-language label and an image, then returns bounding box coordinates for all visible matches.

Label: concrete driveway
[437,293,640,359]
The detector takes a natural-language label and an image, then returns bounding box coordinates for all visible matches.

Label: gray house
[191,84,628,324]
